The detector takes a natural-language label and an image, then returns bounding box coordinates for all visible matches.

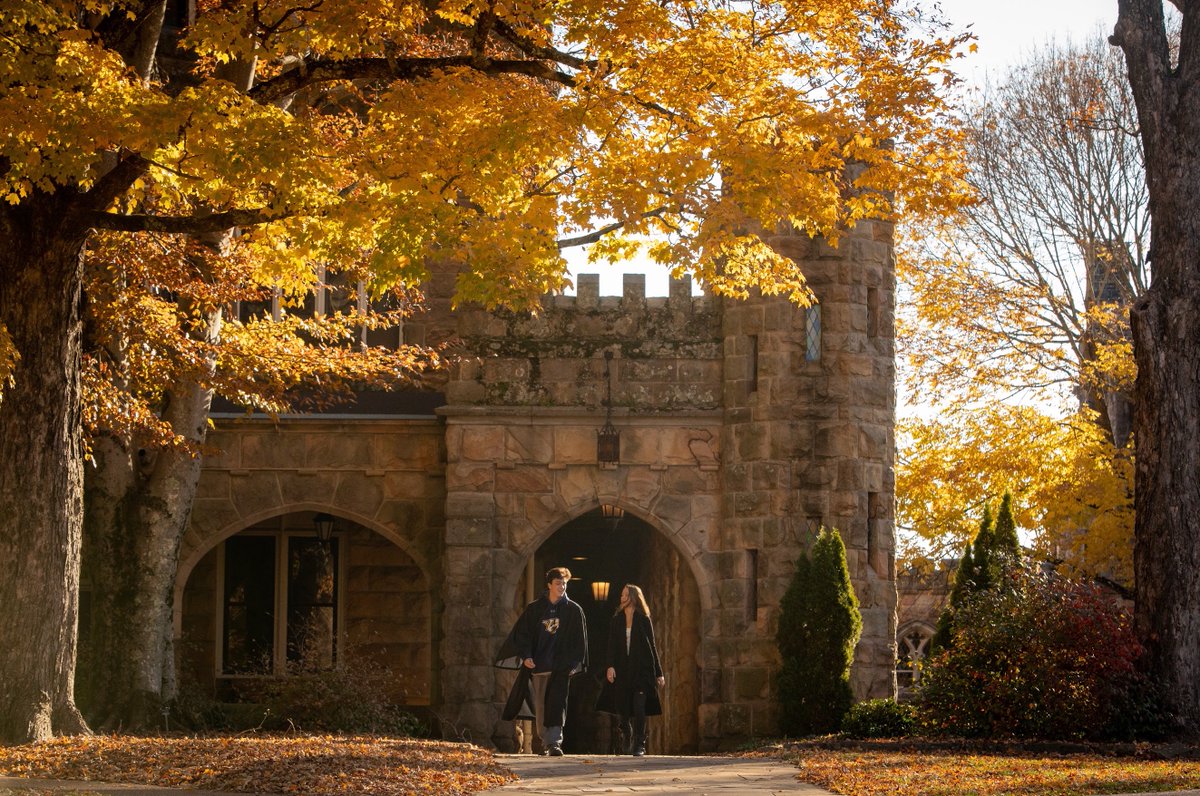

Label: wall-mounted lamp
[592,581,611,602]
[597,350,620,466]
[313,512,336,543]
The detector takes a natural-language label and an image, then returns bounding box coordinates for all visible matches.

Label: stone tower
[710,220,898,739]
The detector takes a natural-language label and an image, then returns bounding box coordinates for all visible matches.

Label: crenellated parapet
[447,273,724,410]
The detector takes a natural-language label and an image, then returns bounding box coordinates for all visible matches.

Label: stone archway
[176,509,434,709]
[515,507,702,755]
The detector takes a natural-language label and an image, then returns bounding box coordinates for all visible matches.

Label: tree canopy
[900,36,1144,420]
[2,0,970,313]
[898,405,1134,581]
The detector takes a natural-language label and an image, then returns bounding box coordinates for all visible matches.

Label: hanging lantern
[592,581,611,602]
[313,512,336,543]
[600,504,625,520]
[597,350,620,465]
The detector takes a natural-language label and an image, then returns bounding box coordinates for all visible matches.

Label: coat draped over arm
[495,596,588,726]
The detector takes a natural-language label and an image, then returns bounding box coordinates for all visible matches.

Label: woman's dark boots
[620,693,649,755]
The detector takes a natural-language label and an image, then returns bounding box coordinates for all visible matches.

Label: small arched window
[895,621,935,698]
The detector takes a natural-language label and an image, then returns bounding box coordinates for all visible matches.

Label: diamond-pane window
[805,304,821,362]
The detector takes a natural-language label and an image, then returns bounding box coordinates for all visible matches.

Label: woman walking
[597,584,665,756]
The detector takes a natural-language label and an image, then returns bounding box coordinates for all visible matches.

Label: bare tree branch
[83,208,293,234]
[248,55,577,104]
[491,18,598,71]
[556,207,672,249]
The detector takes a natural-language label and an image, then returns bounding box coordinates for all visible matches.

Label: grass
[753,740,1200,796]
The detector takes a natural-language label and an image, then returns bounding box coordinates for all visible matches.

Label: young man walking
[496,567,588,756]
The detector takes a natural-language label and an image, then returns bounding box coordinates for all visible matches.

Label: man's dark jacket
[495,594,588,727]
[595,609,663,717]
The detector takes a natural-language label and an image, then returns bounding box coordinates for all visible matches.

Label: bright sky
[567,0,1121,296]
[941,0,1116,81]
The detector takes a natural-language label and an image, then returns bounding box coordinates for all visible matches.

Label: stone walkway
[479,754,832,795]
[5,763,1200,796]
[0,778,263,795]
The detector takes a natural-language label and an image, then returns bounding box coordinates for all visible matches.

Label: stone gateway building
[173,221,899,753]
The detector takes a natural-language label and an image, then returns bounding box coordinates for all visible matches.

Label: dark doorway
[519,508,701,754]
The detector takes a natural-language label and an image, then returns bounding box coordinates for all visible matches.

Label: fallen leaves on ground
[0,735,515,795]
[753,742,1200,796]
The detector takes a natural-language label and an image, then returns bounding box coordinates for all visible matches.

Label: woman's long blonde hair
[615,583,651,618]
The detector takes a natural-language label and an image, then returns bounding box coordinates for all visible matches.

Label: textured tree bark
[82,341,218,729]
[0,199,92,743]
[1114,0,1200,734]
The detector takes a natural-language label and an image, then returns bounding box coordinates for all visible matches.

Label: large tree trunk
[0,199,92,743]
[1115,0,1200,735]
[82,348,218,730]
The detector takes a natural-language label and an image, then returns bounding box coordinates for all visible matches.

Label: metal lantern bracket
[597,350,620,467]
[313,512,336,543]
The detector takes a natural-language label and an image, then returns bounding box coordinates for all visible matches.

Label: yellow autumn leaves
[4,0,973,310]
[898,406,1133,582]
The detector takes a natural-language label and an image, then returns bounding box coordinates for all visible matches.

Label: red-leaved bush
[918,569,1167,740]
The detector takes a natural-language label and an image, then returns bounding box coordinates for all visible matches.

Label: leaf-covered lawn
[0,735,514,795]
[763,744,1200,796]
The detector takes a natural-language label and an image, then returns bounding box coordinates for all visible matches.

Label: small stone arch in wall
[175,507,435,709]
[896,620,936,699]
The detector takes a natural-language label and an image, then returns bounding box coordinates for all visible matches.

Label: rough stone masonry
[174,220,898,752]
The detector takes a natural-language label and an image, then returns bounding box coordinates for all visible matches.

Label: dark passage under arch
[518,508,701,754]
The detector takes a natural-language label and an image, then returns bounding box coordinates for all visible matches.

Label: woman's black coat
[595,609,663,717]
[494,595,588,727]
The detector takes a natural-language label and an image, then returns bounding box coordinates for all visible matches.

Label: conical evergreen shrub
[932,496,1024,654]
[776,528,862,736]
[991,491,1020,565]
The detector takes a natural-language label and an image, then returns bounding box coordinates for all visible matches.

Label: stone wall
[448,273,722,410]
[344,525,432,703]
[897,565,952,634]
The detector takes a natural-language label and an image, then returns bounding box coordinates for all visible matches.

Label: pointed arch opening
[509,507,701,754]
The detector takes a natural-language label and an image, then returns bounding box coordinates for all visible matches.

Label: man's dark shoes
[540,745,564,756]
[633,743,646,757]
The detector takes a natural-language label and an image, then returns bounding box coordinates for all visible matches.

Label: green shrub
[777,528,862,736]
[918,568,1165,740]
[932,495,1022,654]
[842,699,915,738]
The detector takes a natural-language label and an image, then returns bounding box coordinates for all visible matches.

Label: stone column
[438,419,508,747]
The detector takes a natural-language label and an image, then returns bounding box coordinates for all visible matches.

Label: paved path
[479,754,832,795]
[0,778,268,795]
[6,766,1200,796]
